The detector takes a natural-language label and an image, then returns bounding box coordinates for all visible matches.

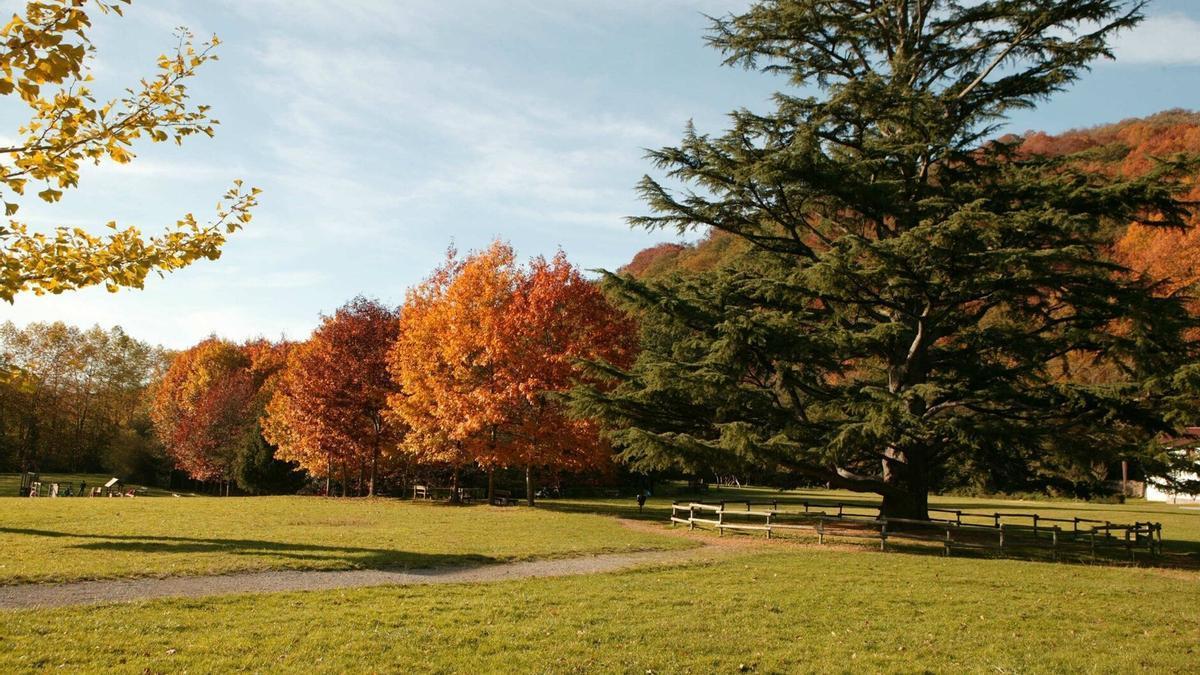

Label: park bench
[413,485,478,503]
[491,489,517,506]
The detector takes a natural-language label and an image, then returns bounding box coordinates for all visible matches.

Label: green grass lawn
[2,547,1197,673]
[0,497,689,585]
[0,489,1197,671]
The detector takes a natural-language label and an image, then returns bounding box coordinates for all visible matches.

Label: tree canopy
[0,320,167,478]
[151,337,298,493]
[263,297,400,496]
[390,242,636,504]
[574,0,1200,518]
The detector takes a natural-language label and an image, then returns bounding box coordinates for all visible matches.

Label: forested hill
[622,109,1200,286]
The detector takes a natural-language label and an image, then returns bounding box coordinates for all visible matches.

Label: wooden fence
[670,500,1163,561]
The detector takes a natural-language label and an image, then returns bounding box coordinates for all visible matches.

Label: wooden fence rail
[670,501,1163,561]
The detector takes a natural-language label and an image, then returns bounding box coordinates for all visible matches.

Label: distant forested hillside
[624,110,1200,291]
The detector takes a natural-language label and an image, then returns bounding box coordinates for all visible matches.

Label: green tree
[232,420,305,495]
[575,0,1200,518]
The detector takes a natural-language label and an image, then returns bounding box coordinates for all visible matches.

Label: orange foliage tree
[263,297,400,496]
[388,242,635,505]
[1020,111,1200,296]
[150,337,289,493]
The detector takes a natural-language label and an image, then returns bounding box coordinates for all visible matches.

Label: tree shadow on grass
[536,500,663,521]
[0,527,495,571]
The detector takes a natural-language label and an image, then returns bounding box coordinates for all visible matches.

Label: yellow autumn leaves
[0,0,259,302]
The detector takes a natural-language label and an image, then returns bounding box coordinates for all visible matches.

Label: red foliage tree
[263,297,401,496]
[151,337,288,493]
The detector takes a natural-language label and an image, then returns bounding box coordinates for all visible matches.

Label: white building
[1146,431,1200,503]
[1145,472,1200,503]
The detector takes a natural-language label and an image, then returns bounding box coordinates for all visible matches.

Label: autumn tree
[503,253,637,504]
[151,338,245,488]
[389,245,515,501]
[0,320,167,477]
[263,297,400,497]
[573,0,1200,519]
[151,337,297,494]
[0,0,259,302]
[390,242,635,505]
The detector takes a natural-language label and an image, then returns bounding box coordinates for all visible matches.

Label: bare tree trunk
[487,467,495,505]
[340,462,347,497]
[325,449,332,497]
[450,465,461,504]
[525,465,535,507]
[879,446,929,520]
[369,440,379,498]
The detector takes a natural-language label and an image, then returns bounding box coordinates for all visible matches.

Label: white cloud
[0,0,756,345]
[1112,14,1200,66]
[246,32,675,241]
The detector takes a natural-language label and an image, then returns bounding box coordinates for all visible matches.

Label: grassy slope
[2,548,1197,673]
[0,497,688,585]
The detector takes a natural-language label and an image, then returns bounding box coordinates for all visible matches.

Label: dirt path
[0,542,728,610]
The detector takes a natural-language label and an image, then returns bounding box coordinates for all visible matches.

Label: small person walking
[636,491,647,513]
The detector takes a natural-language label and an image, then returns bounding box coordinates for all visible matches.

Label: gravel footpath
[0,545,723,610]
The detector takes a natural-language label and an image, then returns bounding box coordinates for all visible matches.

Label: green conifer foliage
[576,0,1200,518]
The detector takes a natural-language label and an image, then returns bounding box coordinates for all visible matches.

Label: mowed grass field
[0,488,1197,672]
[0,497,689,584]
[3,547,1198,672]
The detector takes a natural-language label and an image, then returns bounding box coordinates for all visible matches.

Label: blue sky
[2,0,1200,348]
